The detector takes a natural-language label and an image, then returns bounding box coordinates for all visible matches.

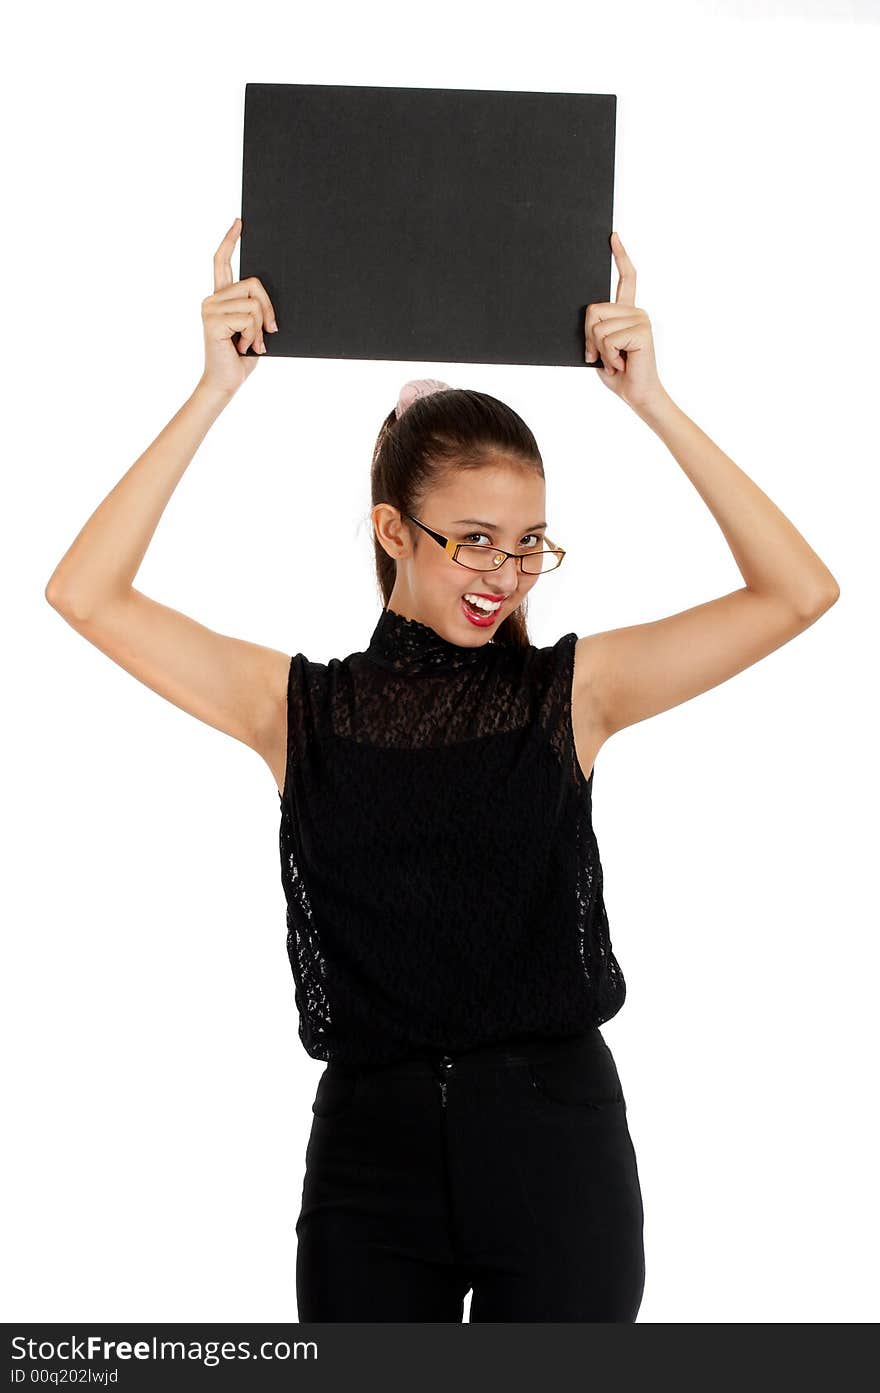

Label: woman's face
[376,462,547,642]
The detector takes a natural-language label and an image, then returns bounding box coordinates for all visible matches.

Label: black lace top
[278,605,626,1068]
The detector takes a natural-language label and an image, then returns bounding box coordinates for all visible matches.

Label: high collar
[365,605,495,675]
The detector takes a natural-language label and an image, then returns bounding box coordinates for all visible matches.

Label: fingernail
[269,318,278,332]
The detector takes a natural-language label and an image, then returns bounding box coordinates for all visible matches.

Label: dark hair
[370,388,545,651]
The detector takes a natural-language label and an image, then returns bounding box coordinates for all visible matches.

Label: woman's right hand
[199,217,278,397]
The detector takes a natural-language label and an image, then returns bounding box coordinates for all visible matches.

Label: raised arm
[573,233,839,763]
[45,218,291,796]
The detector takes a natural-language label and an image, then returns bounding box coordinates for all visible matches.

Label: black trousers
[296,1027,646,1321]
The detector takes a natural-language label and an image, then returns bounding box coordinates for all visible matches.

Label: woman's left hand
[585,232,665,412]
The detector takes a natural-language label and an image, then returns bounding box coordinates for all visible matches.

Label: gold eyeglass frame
[401,511,566,575]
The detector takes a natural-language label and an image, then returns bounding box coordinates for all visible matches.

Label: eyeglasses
[401,512,566,575]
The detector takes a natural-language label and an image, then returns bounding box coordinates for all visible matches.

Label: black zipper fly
[437,1054,455,1106]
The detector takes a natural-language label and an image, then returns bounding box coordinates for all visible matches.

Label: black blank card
[239,83,616,367]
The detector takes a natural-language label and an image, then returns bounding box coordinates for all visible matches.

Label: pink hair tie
[395,377,452,420]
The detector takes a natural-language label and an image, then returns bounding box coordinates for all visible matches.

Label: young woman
[45,219,839,1323]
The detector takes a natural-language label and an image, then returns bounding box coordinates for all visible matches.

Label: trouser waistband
[331,1028,603,1080]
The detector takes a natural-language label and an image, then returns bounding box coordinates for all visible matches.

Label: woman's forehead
[428,465,545,519]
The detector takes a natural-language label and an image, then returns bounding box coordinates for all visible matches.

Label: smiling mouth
[461,592,508,617]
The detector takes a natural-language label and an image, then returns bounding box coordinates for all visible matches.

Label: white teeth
[463,593,502,613]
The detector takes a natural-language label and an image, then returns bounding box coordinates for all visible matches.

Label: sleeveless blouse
[278,605,626,1068]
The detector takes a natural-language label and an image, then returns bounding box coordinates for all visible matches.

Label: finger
[205,294,267,329]
[205,297,266,353]
[584,305,607,361]
[210,275,277,334]
[586,309,611,362]
[597,320,643,371]
[585,303,642,360]
[592,315,643,348]
[610,231,637,306]
[589,316,642,371]
[233,307,261,355]
[234,303,263,355]
[213,216,242,294]
[206,304,263,354]
[207,312,257,354]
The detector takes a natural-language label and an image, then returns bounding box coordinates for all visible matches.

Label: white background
[4,0,877,1324]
